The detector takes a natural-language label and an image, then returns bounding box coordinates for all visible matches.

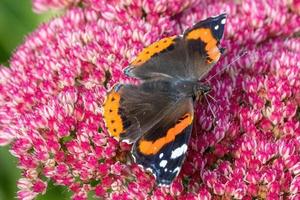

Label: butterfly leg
[193,82,211,101]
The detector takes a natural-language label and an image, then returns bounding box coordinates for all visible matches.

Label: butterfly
[102,13,227,186]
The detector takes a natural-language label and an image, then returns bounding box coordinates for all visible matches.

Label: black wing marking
[132,98,194,186]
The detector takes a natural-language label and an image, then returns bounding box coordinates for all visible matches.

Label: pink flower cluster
[1,0,300,199]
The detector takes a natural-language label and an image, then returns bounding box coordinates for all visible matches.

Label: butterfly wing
[124,36,187,80]
[102,80,182,143]
[125,13,226,80]
[184,13,227,79]
[132,98,194,186]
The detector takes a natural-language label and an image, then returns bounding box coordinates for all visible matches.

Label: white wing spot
[214,25,219,30]
[171,144,188,159]
[164,168,167,172]
[159,153,164,159]
[173,167,180,173]
[159,160,167,168]
[221,18,226,25]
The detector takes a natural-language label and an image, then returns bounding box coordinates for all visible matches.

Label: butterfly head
[193,82,211,102]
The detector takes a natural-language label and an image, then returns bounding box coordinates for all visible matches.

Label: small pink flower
[17,190,38,200]
[197,187,211,200]
[170,179,184,196]
[247,183,258,197]
[32,180,47,194]
[94,185,106,198]
[17,178,33,190]
[245,169,261,184]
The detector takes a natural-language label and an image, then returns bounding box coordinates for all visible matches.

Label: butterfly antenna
[206,50,248,82]
[206,93,218,103]
[204,94,216,120]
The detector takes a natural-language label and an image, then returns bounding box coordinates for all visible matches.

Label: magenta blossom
[1,0,300,199]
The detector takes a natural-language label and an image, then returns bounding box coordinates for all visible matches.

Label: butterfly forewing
[125,14,227,81]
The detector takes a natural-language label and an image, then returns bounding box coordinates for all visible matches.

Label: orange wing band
[131,36,176,66]
[103,90,124,140]
[186,28,221,63]
[138,113,193,155]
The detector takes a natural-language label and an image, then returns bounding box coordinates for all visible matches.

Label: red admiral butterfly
[103,13,227,186]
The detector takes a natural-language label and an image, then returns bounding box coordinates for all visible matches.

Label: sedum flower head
[1,0,300,199]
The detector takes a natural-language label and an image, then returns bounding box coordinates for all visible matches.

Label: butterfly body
[102,14,227,186]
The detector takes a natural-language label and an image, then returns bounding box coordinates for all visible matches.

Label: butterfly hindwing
[132,98,194,186]
[103,80,183,143]
[125,13,227,80]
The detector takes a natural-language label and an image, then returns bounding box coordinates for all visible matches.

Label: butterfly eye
[195,83,211,95]
[202,85,211,94]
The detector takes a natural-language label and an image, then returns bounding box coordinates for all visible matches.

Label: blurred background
[0,0,73,199]
[0,0,50,65]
